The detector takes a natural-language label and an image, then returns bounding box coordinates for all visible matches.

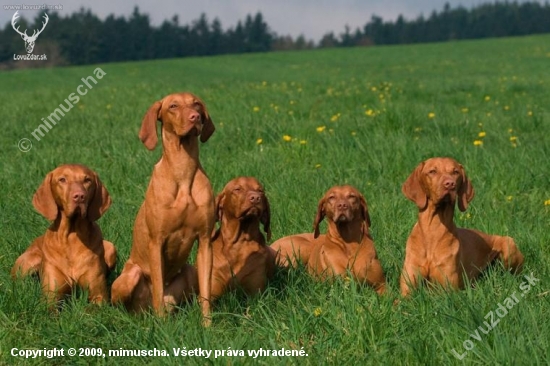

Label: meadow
[1,34,549,365]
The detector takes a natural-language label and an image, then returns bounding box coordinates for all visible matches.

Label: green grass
[1,34,550,365]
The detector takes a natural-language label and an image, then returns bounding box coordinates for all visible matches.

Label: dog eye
[84,176,92,183]
[452,169,460,175]
[58,177,66,183]
[428,169,437,175]
[233,187,242,192]
[169,104,178,109]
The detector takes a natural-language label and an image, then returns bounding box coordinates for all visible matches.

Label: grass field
[1,34,549,365]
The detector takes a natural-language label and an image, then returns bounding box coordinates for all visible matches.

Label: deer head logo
[12,11,49,54]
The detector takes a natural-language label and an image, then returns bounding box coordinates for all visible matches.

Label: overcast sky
[0,0,543,42]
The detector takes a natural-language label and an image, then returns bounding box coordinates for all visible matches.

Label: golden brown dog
[400,157,524,296]
[210,177,275,299]
[272,185,386,294]
[111,92,215,324]
[11,164,116,305]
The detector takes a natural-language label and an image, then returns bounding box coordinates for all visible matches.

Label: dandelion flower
[484,95,491,102]
[508,128,514,133]
[330,113,340,122]
[510,136,517,142]
[461,107,469,113]
[473,140,483,146]
[313,307,322,317]
[527,111,533,117]
[478,131,486,138]
[504,105,510,111]
[428,112,435,119]
[256,138,263,145]
[300,140,307,145]
[316,126,326,133]
[365,109,375,117]
[282,135,292,142]
[252,106,260,112]
[315,164,321,169]
[351,131,357,136]
[545,199,550,206]
[506,196,513,201]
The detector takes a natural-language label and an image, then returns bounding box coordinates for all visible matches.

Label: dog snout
[336,201,349,210]
[248,192,262,204]
[188,111,201,123]
[72,190,86,203]
[443,178,456,190]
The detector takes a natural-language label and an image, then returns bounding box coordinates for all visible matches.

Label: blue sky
[0,0,543,42]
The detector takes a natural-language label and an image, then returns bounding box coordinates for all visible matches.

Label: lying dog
[11,164,116,305]
[400,157,524,296]
[272,185,386,294]
[210,177,275,299]
[111,92,215,324]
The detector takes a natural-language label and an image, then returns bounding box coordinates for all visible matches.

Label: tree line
[1,1,549,68]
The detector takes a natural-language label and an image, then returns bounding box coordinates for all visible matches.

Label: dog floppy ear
[197,97,215,143]
[87,174,112,222]
[313,197,326,238]
[457,165,475,212]
[402,161,428,210]
[359,194,371,236]
[139,101,162,150]
[32,172,58,221]
[261,195,272,241]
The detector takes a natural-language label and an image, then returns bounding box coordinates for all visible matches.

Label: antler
[32,13,49,39]
[11,12,49,40]
[11,11,27,37]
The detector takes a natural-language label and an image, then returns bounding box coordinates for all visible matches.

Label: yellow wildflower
[545,199,550,206]
[316,126,326,133]
[282,135,292,142]
[252,106,260,112]
[506,196,513,201]
[313,307,322,317]
[330,113,341,122]
[504,105,510,111]
[428,112,435,119]
[315,164,321,169]
[106,104,112,110]
[300,140,307,145]
[256,138,263,145]
[510,136,517,142]
[484,95,491,102]
[351,131,357,136]
[461,107,469,113]
[365,109,375,117]
[473,140,483,146]
[478,131,486,138]
[527,111,533,117]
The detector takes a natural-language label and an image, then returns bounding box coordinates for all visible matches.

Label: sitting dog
[11,164,116,305]
[272,185,386,294]
[210,177,275,299]
[111,92,215,325]
[400,157,524,296]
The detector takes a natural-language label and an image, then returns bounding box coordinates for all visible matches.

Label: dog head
[215,177,271,241]
[313,185,370,238]
[32,164,111,221]
[139,92,215,150]
[402,157,474,212]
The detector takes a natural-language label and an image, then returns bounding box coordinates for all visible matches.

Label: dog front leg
[196,232,213,327]
[149,238,166,316]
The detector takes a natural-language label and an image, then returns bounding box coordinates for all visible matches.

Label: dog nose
[249,192,261,204]
[72,191,86,203]
[189,111,201,122]
[443,179,456,189]
[337,201,349,210]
